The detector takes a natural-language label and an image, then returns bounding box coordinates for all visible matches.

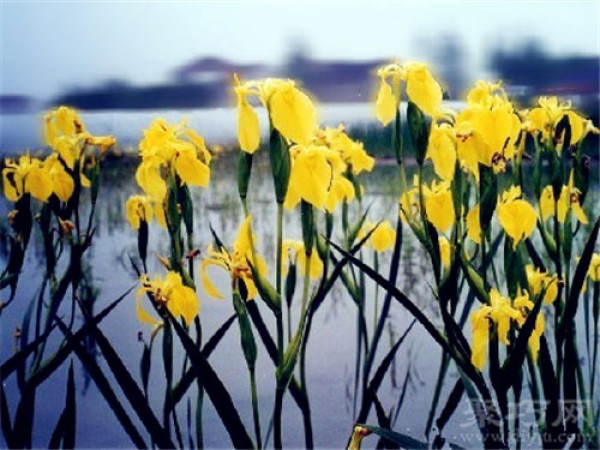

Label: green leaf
[407,101,430,165]
[479,164,497,232]
[435,378,465,433]
[357,320,415,422]
[560,218,599,338]
[237,151,253,201]
[55,319,147,448]
[249,261,281,312]
[500,290,545,390]
[284,261,297,308]
[170,314,236,410]
[269,128,290,204]
[233,289,257,369]
[169,314,253,448]
[71,317,174,449]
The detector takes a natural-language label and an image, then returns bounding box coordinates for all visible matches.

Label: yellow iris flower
[423,180,455,233]
[359,221,397,252]
[524,97,590,148]
[126,195,158,230]
[135,119,211,199]
[284,144,347,210]
[525,264,559,304]
[201,215,267,301]
[283,240,324,280]
[497,186,537,249]
[455,82,521,174]
[44,153,75,202]
[374,62,443,125]
[470,289,523,370]
[315,125,375,175]
[136,271,199,327]
[539,174,588,225]
[234,75,317,152]
[2,155,53,202]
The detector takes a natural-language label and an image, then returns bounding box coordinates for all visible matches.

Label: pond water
[0,109,598,449]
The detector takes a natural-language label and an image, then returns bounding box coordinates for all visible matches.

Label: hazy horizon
[1,0,599,101]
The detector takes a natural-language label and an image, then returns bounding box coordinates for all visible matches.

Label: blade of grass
[168,314,254,449]
[56,319,147,448]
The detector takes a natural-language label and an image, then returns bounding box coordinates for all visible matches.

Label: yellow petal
[424,186,455,233]
[136,290,160,326]
[136,163,167,200]
[25,165,53,202]
[238,100,261,153]
[497,199,537,250]
[466,204,482,244]
[405,64,443,117]
[2,169,22,202]
[175,151,210,187]
[370,221,396,252]
[170,285,199,326]
[201,259,226,300]
[426,124,456,181]
[269,85,317,145]
[375,78,397,126]
[439,236,451,269]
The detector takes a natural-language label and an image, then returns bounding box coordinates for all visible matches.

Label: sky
[1,0,599,99]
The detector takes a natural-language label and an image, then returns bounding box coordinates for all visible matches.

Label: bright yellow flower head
[136,271,199,326]
[285,144,343,210]
[2,155,53,203]
[426,122,456,181]
[497,186,537,250]
[324,175,355,213]
[374,62,443,123]
[399,177,420,223]
[539,174,588,225]
[283,240,324,280]
[489,289,523,345]
[45,106,86,151]
[201,215,267,301]
[126,195,155,230]
[456,82,521,173]
[317,125,375,175]
[359,220,397,253]
[135,119,211,199]
[524,97,588,149]
[404,62,443,118]
[423,180,455,234]
[44,153,74,202]
[233,75,317,148]
[525,264,559,304]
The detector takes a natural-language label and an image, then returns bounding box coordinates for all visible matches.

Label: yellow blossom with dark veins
[2,155,53,203]
[136,271,199,326]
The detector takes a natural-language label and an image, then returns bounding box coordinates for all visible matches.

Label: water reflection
[0,152,598,448]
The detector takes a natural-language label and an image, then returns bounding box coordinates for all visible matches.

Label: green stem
[250,368,262,449]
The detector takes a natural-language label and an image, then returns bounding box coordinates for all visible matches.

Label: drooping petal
[175,151,210,187]
[25,164,53,202]
[238,100,261,154]
[269,84,317,145]
[375,78,397,126]
[201,258,226,300]
[466,204,482,244]
[497,199,537,250]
